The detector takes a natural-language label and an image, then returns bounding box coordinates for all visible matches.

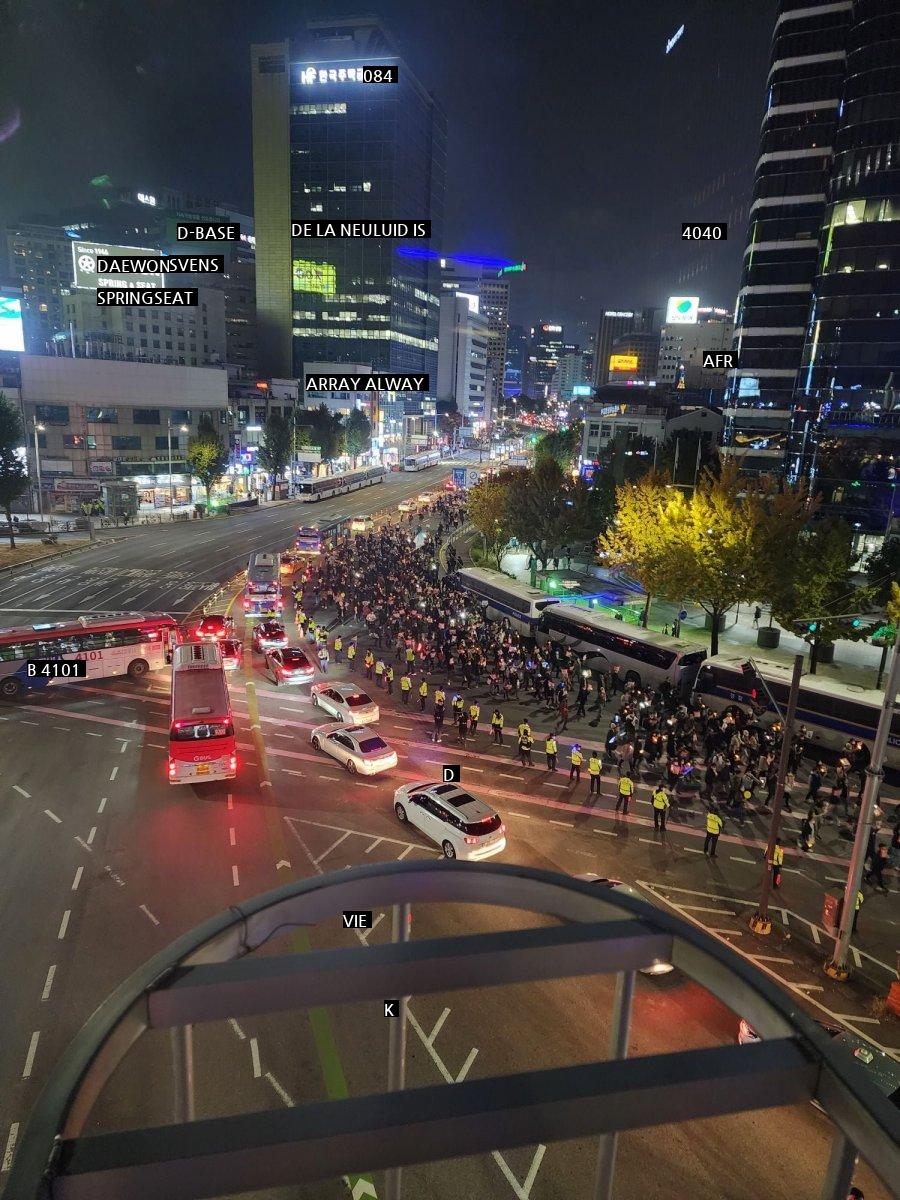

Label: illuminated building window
[292,103,347,115]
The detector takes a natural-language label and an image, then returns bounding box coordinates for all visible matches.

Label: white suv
[393,781,506,860]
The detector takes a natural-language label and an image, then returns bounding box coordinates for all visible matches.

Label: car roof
[422,785,496,819]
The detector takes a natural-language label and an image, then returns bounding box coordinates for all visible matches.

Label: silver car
[309,682,379,724]
[310,723,398,775]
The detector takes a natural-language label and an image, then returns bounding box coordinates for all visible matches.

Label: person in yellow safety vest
[364,650,375,680]
[307,620,317,645]
[386,664,395,695]
[490,708,504,745]
[517,719,531,741]
[852,888,864,934]
[468,701,480,736]
[375,659,386,688]
[615,773,634,815]
[295,608,306,633]
[769,839,784,889]
[347,641,357,668]
[651,785,670,832]
[400,673,412,704]
[544,734,558,771]
[587,751,602,796]
[333,635,343,662]
[406,646,415,667]
[418,679,429,710]
[434,687,445,708]
[704,807,723,858]
[518,729,534,766]
[569,745,583,784]
[452,694,464,721]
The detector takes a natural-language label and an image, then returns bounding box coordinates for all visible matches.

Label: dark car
[252,620,288,653]
[195,613,234,641]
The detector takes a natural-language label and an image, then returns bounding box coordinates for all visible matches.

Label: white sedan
[576,874,673,975]
[310,723,398,775]
[393,781,506,860]
[310,682,379,724]
[397,498,418,513]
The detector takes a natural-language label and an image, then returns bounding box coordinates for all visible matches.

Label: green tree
[505,459,604,570]
[308,404,345,471]
[0,393,29,548]
[257,412,292,499]
[467,474,513,570]
[186,414,228,511]
[770,517,877,673]
[344,407,372,467]
[863,535,900,607]
[596,472,674,628]
[535,423,582,470]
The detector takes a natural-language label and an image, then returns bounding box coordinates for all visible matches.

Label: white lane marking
[148,743,166,749]
[53,726,71,731]
[74,837,92,854]
[397,845,415,860]
[317,774,341,782]
[265,1071,295,1107]
[710,928,743,936]
[593,828,616,836]
[683,846,705,853]
[359,912,385,945]
[71,866,83,891]
[85,731,102,737]
[549,819,574,828]
[19,720,39,726]
[250,1037,261,1078]
[427,1008,451,1046]
[545,783,568,789]
[13,785,31,798]
[522,1144,547,1197]
[57,911,71,939]
[272,732,294,739]
[96,797,107,814]
[22,1033,40,1079]
[229,827,236,847]
[810,924,821,945]
[355,781,378,789]
[675,904,737,916]
[833,1013,880,1025]
[313,831,352,864]
[109,766,118,781]
[284,769,304,776]
[750,955,793,965]
[119,741,128,754]
[229,1018,246,1041]
[86,826,97,846]
[227,793,234,810]
[456,1047,478,1082]
[44,809,61,824]
[2,1122,19,1173]
[730,856,756,864]
[139,904,160,926]
[364,838,383,854]
[40,964,57,1002]
[498,773,520,778]
[509,812,532,819]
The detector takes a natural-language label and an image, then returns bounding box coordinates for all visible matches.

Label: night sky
[0,0,776,340]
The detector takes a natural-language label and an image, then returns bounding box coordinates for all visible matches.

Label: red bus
[0,612,180,700]
[168,641,237,784]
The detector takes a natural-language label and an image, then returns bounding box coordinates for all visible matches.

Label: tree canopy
[186,414,228,510]
[504,459,610,569]
[0,393,29,548]
[256,412,292,498]
[344,407,372,466]
[467,474,513,571]
[534,423,582,470]
[307,404,345,467]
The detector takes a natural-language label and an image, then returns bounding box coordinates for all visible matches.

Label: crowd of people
[284,496,898,887]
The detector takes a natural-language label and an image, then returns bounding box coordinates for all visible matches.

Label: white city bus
[694,653,900,781]
[243,551,284,618]
[296,465,386,501]
[539,603,707,692]
[454,567,561,634]
[403,450,440,471]
[0,613,180,700]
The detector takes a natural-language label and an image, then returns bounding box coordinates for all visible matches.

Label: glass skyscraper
[251,20,446,393]
[726,0,900,490]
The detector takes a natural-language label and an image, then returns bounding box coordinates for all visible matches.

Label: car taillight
[500,824,506,833]
[464,835,478,844]
[243,600,250,610]
[168,759,177,778]
[229,755,237,772]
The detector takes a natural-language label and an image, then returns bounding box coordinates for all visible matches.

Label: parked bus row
[296,465,386,502]
[402,449,441,471]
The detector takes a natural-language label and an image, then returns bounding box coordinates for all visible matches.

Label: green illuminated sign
[499,263,527,276]
[293,259,336,295]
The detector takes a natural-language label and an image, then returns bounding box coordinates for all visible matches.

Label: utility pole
[825,628,899,979]
[750,653,804,935]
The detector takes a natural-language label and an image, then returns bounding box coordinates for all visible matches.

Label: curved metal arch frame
[5,860,898,1199]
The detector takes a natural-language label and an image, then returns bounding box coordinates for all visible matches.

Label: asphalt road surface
[0,468,895,1200]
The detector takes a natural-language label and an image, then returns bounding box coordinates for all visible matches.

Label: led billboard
[609,354,638,372]
[665,295,699,325]
[72,241,164,290]
[0,294,25,352]
[293,259,337,295]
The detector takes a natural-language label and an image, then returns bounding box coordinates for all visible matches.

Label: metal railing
[4,862,898,1200]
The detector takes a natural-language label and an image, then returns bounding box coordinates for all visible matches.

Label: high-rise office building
[437,291,489,428]
[658,307,733,391]
[251,20,446,394]
[504,323,527,398]
[524,321,564,401]
[726,0,900,496]
[594,310,636,387]
[478,275,510,419]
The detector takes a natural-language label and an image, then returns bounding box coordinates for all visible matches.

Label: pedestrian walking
[468,701,480,737]
[432,700,445,744]
[806,762,825,805]
[457,709,469,744]
[752,605,762,628]
[704,807,723,857]
[770,839,784,889]
[587,751,602,795]
[615,773,634,814]
[491,708,504,745]
[400,673,412,704]
[799,807,818,852]
[317,645,330,673]
[569,744,583,784]
[418,679,428,710]
[652,785,670,831]
[545,734,558,771]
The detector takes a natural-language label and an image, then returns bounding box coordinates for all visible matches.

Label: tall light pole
[32,420,46,525]
[167,417,189,520]
[825,627,899,979]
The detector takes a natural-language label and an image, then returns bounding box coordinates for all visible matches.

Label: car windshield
[346,694,372,707]
[359,736,388,752]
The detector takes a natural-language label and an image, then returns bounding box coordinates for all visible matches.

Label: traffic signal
[851,617,862,628]
[807,621,819,634]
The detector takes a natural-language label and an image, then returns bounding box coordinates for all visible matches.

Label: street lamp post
[167,417,189,520]
[32,420,46,527]
[825,627,900,979]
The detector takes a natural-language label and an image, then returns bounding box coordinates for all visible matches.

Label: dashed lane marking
[43,809,61,824]
[13,785,31,799]
[21,1033,40,1080]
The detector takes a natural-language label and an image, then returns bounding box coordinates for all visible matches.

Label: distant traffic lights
[807,621,820,634]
